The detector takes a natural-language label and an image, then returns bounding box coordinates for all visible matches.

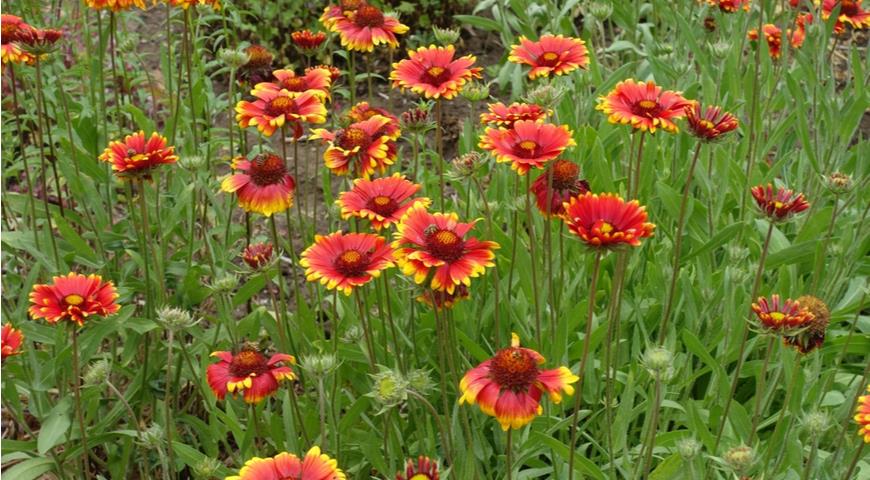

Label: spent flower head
[825,172,853,194]
[84,359,111,386]
[461,80,491,102]
[156,306,197,332]
[643,347,674,380]
[802,411,830,438]
[723,445,754,475]
[676,437,702,460]
[219,48,250,70]
[368,368,409,411]
[141,423,165,450]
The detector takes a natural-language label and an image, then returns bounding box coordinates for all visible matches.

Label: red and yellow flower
[337,174,430,230]
[563,193,655,248]
[479,120,575,175]
[310,115,397,178]
[164,0,220,10]
[748,24,784,59]
[236,89,327,137]
[822,0,870,33]
[684,103,739,141]
[323,2,408,52]
[242,242,273,269]
[705,0,751,12]
[459,333,578,430]
[29,273,120,327]
[309,64,341,82]
[789,13,814,48]
[396,456,439,480]
[751,295,815,332]
[221,153,296,217]
[393,205,499,294]
[299,232,395,295]
[508,34,589,80]
[480,102,549,128]
[345,102,401,139]
[84,0,146,11]
[255,68,333,101]
[207,345,297,404]
[291,29,327,53]
[530,159,590,217]
[99,131,178,178]
[856,384,870,443]
[226,447,345,480]
[390,45,482,100]
[1,324,24,360]
[416,284,470,311]
[320,0,364,30]
[596,79,692,134]
[1,14,36,65]
[750,184,810,221]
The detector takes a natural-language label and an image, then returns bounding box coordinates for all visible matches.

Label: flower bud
[192,457,223,479]
[141,423,165,450]
[802,411,830,438]
[643,347,674,380]
[523,84,566,110]
[432,26,460,46]
[406,368,435,394]
[342,325,364,344]
[723,445,754,474]
[178,154,206,171]
[211,274,239,294]
[242,242,274,270]
[460,81,490,102]
[156,306,196,332]
[589,1,613,20]
[368,368,408,410]
[825,172,853,194]
[218,48,250,70]
[450,152,484,179]
[676,437,702,460]
[301,353,339,377]
[401,103,434,134]
[709,40,731,60]
[84,359,111,386]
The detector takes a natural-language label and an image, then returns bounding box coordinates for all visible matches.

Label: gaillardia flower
[238,44,273,85]
[346,102,401,139]
[221,153,296,217]
[1,14,35,65]
[299,232,395,295]
[393,205,499,294]
[309,64,342,82]
[291,29,327,54]
[563,192,655,248]
[235,89,327,137]
[459,333,578,430]
[480,102,549,128]
[530,159,590,217]
[242,242,273,269]
[784,295,830,353]
[390,45,482,100]
[595,79,692,134]
[750,184,810,221]
[857,384,870,443]
[164,0,221,10]
[748,24,783,59]
[706,0,751,12]
[226,447,345,480]
[84,0,146,11]
[685,103,739,141]
[29,273,120,327]
[479,120,575,175]
[206,344,296,404]
[337,174,430,230]
[508,34,589,80]
[311,115,397,177]
[822,0,870,33]
[99,131,178,178]
[396,456,439,480]
[2,324,24,360]
[326,2,408,52]
[751,295,815,333]
[256,67,333,101]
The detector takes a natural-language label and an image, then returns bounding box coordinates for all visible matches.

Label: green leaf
[1,457,55,480]
[37,406,71,454]
[529,432,607,480]
[453,15,501,32]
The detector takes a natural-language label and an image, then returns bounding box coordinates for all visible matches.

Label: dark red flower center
[422,65,452,86]
[490,347,539,391]
[354,4,385,27]
[425,228,465,262]
[538,51,561,67]
[281,77,307,92]
[265,96,299,118]
[840,0,859,16]
[333,249,370,277]
[228,349,269,377]
[248,154,287,186]
[513,139,540,159]
[631,99,663,118]
[551,160,580,190]
[366,195,399,217]
[337,127,371,151]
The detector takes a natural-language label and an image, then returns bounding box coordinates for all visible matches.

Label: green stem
[33,59,61,267]
[568,250,604,480]
[163,329,176,479]
[713,221,774,451]
[843,443,865,480]
[525,173,542,347]
[71,328,92,479]
[435,99,445,209]
[658,142,703,343]
[354,288,377,371]
[8,65,41,250]
[749,336,776,441]
[761,353,803,477]
[640,377,663,479]
[506,428,514,480]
